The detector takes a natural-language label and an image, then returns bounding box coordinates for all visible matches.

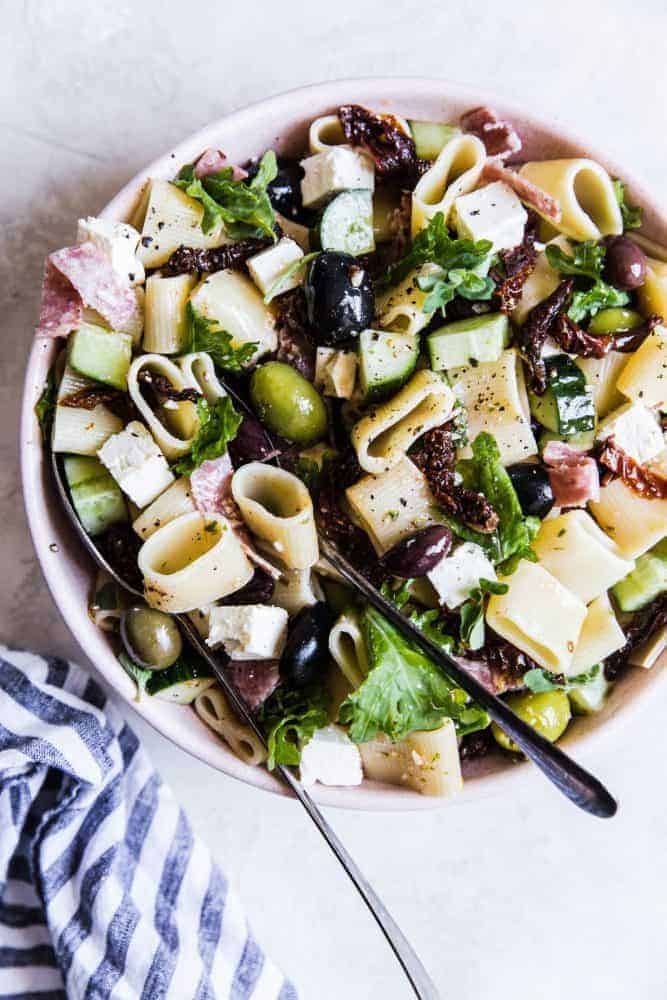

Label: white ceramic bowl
[21,78,667,810]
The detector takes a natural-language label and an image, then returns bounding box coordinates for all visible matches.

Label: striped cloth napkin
[0,645,297,1000]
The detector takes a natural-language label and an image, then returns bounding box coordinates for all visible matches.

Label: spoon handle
[319,537,617,820]
[177,617,440,1000]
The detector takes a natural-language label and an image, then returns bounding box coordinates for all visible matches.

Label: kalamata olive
[380,525,453,578]
[304,251,374,345]
[121,606,182,670]
[250,362,328,444]
[219,567,275,606]
[507,463,554,519]
[280,602,335,687]
[228,415,280,467]
[604,235,648,291]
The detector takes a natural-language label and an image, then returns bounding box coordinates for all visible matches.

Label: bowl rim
[20,75,666,811]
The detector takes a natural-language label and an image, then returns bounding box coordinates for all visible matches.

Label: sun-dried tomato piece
[552,312,662,359]
[97,524,143,591]
[595,437,667,499]
[605,594,667,680]
[338,104,427,186]
[517,279,574,394]
[272,287,317,381]
[462,633,536,694]
[162,236,275,277]
[492,240,538,314]
[412,426,499,533]
[137,369,200,403]
[459,727,494,760]
[59,385,125,410]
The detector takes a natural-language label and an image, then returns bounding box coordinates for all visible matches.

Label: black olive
[219,567,275,606]
[507,463,554,519]
[245,156,314,226]
[380,526,453,578]
[604,235,647,291]
[305,252,374,346]
[280,602,335,688]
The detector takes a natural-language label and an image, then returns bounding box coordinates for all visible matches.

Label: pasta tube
[231,463,318,569]
[138,511,254,613]
[518,159,622,241]
[351,370,455,475]
[411,134,486,234]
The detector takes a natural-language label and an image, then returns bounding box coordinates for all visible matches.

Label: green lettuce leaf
[613,179,642,231]
[545,240,604,280]
[258,684,330,769]
[174,395,242,475]
[568,281,630,323]
[183,302,258,371]
[523,664,600,693]
[174,150,278,239]
[377,211,492,291]
[458,578,508,651]
[338,606,489,743]
[35,365,57,441]
[456,432,540,572]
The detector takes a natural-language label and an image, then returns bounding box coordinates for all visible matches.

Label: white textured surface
[3,2,667,997]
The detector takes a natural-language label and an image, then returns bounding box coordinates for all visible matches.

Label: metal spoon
[319,538,618,819]
[50,449,441,1000]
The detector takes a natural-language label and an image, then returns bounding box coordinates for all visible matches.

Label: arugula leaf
[118,652,152,702]
[174,395,242,475]
[407,607,457,655]
[258,684,330,769]
[184,303,257,371]
[378,212,492,291]
[523,664,600,694]
[613,179,642,231]
[456,433,540,572]
[35,365,57,441]
[545,240,605,280]
[264,252,319,304]
[174,150,278,239]
[459,578,508,651]
[380,578,414,609]
[568,281,630,323]
[417,265,495,318]
[545,239,631,322]
[338,606,489,743]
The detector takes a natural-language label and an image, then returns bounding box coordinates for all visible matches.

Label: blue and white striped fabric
[0,646,297,1000]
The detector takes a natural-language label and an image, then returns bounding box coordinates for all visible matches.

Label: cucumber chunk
[319,190,374,256]
[68,323,133,390]
[408,121,460,160]
[427,313,510,370]
[146,654,214,703]
[569,669,610,715]
[358,329,418,402]
[529,355,595,436]
[612,540,667,612]
[63,454,127,536]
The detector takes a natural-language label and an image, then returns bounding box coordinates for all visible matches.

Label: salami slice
[35,260,83,338]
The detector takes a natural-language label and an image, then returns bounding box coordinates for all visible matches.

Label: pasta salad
[34,103,667,798]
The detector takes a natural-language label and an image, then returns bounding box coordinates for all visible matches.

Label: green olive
[588,307,643,336]
[250,362,328,445]
[121,606,182,670]
[492,689,571,754]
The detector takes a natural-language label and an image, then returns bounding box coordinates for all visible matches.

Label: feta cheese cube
[315,347,358,398]
[596,401,663,466]
[427,542,497,609]
[77,216,145,286]
[206,605,288,660]
[299,725,363,787]
[247,238,304,297]
[300,148,374,208]
[97,421,173,508]
[454,181,528,252]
